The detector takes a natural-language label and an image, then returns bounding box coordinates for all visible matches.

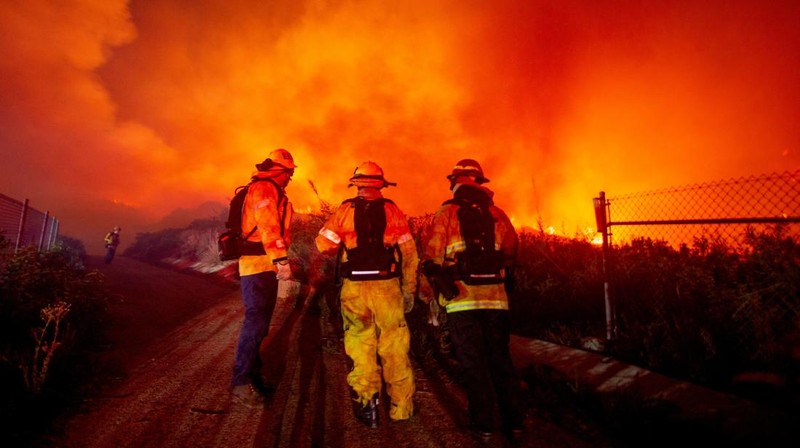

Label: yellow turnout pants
[340,278,415,420]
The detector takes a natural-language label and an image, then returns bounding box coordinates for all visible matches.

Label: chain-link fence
[591,171,800,391]
[0,192,60,252]
[597,171,800,247]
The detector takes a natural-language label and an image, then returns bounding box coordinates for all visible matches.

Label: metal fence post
[39,210,50,251]
[15,199,29,254]
[49,218,59,249]
[594,191,617,345]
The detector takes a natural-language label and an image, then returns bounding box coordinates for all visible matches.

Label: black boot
[354,394,379,429]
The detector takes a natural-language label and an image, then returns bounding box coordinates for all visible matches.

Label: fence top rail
[610,216,800,227]
[607,170,799,202]
[0,192,25,207]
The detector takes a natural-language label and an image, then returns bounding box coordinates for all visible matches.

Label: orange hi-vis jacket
[238,172,293,277]
[316,196,418,294]
[421,182,518,313]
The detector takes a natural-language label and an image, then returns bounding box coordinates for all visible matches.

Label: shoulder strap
[445,196,496,251]
[355,197,387,248]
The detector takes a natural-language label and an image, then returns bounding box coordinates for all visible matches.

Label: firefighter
[315,161,418,428]
[230,148,295,407]
[103,226,122,264]
[419,159,526,442]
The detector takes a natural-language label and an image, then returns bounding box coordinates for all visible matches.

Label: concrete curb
[510,336,796,447]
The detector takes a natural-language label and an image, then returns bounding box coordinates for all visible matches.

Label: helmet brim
[447,173,490,184]
[348,176,396,189]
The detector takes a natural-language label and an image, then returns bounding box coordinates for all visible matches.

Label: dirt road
[52,257,618,447]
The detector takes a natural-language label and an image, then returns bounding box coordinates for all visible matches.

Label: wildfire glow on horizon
[1,0,798,253]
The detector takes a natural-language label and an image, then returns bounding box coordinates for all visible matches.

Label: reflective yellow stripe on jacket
[421,197,517,313]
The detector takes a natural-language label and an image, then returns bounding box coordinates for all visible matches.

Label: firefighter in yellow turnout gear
[419,159,525,442]
[315,161,419,427]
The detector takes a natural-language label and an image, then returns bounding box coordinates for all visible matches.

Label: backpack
[104,231,120,247]
[217,178,283,261]
[444,187,506,285]
[339,197,400,281]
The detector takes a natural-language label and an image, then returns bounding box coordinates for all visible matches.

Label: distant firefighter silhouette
[104,226,122,264]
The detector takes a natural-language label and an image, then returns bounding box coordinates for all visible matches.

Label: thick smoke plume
[1,1,798,253]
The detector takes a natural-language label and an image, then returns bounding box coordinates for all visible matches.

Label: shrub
[123,228,184,261]
[54,235,87,265]
[0,240,110,444]
[608,227,799,389]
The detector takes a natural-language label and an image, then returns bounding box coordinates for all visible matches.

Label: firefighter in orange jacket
[230,148,295,407]
[315,161,418,427]
[419,159,525,441]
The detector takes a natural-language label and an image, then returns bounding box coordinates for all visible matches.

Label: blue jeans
[104,245,117,264]
[231,271,278,387]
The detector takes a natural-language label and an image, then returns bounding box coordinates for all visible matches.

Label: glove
[403,292,414,314]
[275,262,292,281]
[428,300,440,327]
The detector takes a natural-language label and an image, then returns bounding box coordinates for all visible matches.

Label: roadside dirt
[47,256,620,447]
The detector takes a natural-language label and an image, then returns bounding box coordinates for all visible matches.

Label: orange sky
[1,0,798,254]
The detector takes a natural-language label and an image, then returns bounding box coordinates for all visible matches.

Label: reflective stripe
[397,232,414,245]
[446,241,466,254]
[445,299,509,313]
[255,198,272,209]
[445,241,503,254]
[352,270,380,275]
[319,228,341,244]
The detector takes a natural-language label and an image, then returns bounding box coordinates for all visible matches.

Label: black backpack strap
[442,187,506,284]
[340,197,399,281]
[355,197,387,247]
[443,195,496,251]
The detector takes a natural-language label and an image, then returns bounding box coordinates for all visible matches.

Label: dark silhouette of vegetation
[609,227,800,398]
[0,235,110,446]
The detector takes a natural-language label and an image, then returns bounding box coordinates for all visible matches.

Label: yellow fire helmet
[348,161,397,189]
[256,148,297,173]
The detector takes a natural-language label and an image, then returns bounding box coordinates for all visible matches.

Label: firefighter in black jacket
[419,159,525,442]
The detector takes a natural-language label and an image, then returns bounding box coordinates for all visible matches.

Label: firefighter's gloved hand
[403,292,414,313]
[275,261,292,281]
[428,300,440,327]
